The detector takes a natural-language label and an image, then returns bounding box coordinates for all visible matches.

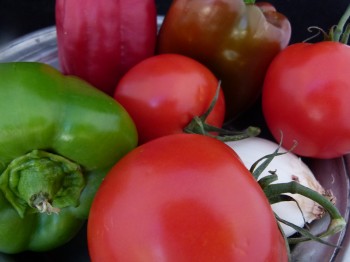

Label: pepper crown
[0,150,85,218]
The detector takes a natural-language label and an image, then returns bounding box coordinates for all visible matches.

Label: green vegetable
[0,62,138,254]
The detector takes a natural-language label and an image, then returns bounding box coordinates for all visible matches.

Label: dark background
[0,0,350,48]
[0,0,171,48]
[0,0,349,261]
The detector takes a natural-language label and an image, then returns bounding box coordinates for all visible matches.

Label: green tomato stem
[184,116,260,141]
[275,214,340,247]
[341,24,350,43]
[249,134,297,180]
[264,182,346,243]
[333,3,350,43]
[184,81,261,141]
[248,135,345,246]
[265,182,342,221]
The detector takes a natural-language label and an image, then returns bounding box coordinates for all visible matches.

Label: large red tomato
[262,41,350,158]
[114,54,225,144]
[87,134,287,261]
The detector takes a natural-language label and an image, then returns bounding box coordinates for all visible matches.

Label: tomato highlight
[87,134,288,261]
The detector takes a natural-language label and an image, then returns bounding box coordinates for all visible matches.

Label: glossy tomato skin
[114,54,225,145]
[262,41,350,158]
[88,134,287,262]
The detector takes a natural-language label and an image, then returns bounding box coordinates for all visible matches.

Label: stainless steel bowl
[0,20,349,262]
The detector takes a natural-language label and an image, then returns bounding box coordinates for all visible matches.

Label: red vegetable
[262,41,350,158]
[55,0,157,95]
[157,0,291,119]
[114,54,225,144]
[87,134,288,261]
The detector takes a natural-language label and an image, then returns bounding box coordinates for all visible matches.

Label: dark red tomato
[156,0,291,120]
[262,41,350,158]
[87,134,287,262]
[114,54,225,144]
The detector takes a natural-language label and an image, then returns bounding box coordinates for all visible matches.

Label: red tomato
[262,41,350,158]
[114,54,225,144]
[87,134,287,262]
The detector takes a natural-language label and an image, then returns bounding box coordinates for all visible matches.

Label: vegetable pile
[0,0,349,261]
[0,62,137,253]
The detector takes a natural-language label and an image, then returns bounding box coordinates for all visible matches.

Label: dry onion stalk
[225,137,340,239]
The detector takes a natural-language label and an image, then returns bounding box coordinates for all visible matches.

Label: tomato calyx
[305,4,350,43]
[330,3,350,43]
[184,83,260,141]
[250,137,346,251]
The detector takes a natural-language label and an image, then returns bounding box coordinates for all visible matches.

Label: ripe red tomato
[262,41,350,158]
[114,54,225,144]
[87,134,287,261]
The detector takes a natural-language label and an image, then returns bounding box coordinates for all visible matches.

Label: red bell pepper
[157,0,291,120]
[56,0,157,95]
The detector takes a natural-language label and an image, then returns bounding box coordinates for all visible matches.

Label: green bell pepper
[0,62,138,254]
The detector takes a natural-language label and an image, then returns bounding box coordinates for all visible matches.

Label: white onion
[225,137,335,237]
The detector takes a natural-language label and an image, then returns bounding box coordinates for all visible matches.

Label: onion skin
[225,137,335,237]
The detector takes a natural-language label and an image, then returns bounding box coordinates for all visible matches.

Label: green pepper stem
[32,191,61,214]
[0,150,85,218]
[244,0,255,4]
